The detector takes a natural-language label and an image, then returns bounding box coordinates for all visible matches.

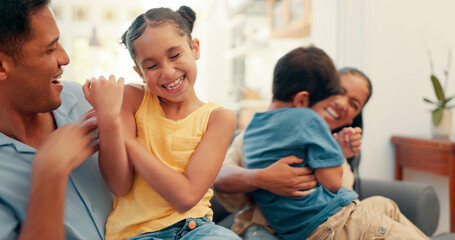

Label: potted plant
[423,49,454,139]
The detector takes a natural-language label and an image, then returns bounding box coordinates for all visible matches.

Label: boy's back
[243,107,358,239]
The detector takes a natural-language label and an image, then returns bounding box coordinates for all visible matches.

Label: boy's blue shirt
[243,107,358,240]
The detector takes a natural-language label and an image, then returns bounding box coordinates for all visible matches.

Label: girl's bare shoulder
[123,83,145,110]
[209,107,237,128]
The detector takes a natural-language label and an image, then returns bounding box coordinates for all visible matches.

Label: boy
[243,46,428,240]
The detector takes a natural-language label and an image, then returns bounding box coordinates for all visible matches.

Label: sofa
[211,153,451,238]
[211,178,439,236]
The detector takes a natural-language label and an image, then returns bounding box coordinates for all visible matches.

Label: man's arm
[18,123,97,240]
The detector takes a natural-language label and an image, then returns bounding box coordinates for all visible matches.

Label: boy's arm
[126,108,237,213]
[314,166,343,193]
[306,115,345,193]
[83,76,134,196]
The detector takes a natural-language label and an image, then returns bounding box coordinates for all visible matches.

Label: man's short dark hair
[272,46,341,106]
[0,0,50,59]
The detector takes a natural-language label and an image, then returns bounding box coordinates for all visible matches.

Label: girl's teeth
[165,77,183,90]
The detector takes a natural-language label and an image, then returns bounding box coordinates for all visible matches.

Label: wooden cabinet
[391,136,455,232]
[267,0,311,38]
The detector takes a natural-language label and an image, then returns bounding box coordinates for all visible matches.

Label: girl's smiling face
[133,23,200,104]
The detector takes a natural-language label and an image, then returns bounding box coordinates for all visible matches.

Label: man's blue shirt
[0,81,113,239]
[243,107,358,240]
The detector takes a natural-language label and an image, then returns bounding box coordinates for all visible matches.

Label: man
[0,0,112,239]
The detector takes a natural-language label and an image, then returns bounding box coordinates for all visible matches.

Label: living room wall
[50,0,453,234]
[203,0,454,234]
[313,0,455,234]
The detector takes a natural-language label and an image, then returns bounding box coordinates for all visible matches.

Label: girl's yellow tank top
[105,86,221,240]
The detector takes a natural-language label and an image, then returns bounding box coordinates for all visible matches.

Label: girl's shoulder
[123,83,145,113]
[124,83,144,93]
[208,107,237,128]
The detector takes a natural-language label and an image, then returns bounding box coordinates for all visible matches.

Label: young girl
[83,6,240,240]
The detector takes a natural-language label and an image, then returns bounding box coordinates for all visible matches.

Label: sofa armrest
[357,178,439,236]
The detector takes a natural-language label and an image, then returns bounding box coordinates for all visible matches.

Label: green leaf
[431,74,445,102]
[444,95,455,105]
[432,107,444,126]
[423,98,436,104]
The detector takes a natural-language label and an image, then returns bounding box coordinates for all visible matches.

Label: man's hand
[34,122,97,174]
[19,121,98,240]
[254,155,316,197]
[333,127,362,159]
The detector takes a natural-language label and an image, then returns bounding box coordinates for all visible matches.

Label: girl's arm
[126,108,236,212]
[82,76,136,196]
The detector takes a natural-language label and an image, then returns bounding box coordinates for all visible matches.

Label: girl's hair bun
[177,6,196,32]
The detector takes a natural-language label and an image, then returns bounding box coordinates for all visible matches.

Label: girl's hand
[333,127,362,158]
[82,75,124,117]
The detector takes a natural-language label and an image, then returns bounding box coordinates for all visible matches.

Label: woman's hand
[333,127,362,159]
[255,155,317,197]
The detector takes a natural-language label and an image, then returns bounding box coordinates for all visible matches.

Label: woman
[214,67,373,240]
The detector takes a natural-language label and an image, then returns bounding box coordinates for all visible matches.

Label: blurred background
[51,0,455,234]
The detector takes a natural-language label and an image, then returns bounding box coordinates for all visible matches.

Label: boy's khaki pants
[307,196,429,240]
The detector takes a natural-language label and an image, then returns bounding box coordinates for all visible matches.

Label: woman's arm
[126,108,237,212]
[215,156,317,197]
[214,132,258,193]
[214,132,317,197]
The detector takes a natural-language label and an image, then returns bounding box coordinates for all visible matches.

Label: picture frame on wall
[267,0,311,38]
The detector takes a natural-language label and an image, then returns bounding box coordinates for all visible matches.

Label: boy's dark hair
[0,0,50,59]
[272,46,341,106]
[121,6,196,65]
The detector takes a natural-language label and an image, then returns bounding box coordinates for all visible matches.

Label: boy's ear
[293,91,310,108]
